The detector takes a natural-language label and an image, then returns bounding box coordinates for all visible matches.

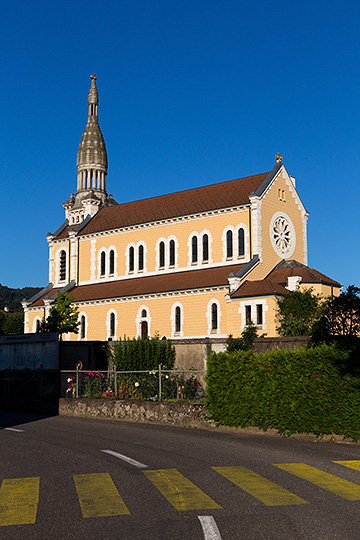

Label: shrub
[112,336,176,371]
[206,344,360,440]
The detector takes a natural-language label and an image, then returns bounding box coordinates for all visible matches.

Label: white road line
[0,427,24,432]
[101,449,148,469]
[198,516,222,540]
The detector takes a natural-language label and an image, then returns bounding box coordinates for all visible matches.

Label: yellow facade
[24,159,341,342]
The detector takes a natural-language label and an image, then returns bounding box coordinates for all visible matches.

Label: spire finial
[88,74,99,106]
[275,152,283,163]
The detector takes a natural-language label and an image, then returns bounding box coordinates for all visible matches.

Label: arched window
[100,251,106,276]
[129,246,135,272]
[226,230,233,258]
[211,303,218,331]
[80,315,86,340]
[202,234,209,262]
[141,309,148,338]
[191,236,198,263]
[110,312,115,338]
[175,306,181,333]
[159,241,165,268]
[59,250,66,282]
[109,250,115,274]
[138,245,144,271]
[169,239,175,267]
[238,228,245,257]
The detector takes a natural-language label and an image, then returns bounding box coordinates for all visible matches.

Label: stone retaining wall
[59,398,211,428]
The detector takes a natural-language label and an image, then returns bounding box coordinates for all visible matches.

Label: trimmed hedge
[206,344,360,440]
[112,336,176,371]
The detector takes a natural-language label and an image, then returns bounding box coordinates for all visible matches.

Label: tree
[276,288,321,336]
[323,285,360,337]
[227,321,258,352]
[43,292,80,340]
[2,311,24,335]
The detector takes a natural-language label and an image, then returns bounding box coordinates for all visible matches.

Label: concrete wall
[254,336,310,353]
[59,397,210,429]
[0,333,59,370]
[172,336,310,371]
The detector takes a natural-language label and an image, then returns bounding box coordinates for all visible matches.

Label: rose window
[270,213,295,258]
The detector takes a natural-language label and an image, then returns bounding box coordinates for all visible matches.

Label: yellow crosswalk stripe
[144,468,221,511]
[0,477,40,526]
[274,463,360,500]
[334,460,360,472]
[213,466,308,506]
[73,473,130,518]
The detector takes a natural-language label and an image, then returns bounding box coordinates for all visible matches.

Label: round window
[270,212,296,258]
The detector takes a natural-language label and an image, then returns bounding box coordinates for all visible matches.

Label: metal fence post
[158,364,162,401]
[76,366,79,398]
[114,370,118,398]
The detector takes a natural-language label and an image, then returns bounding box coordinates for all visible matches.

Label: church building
[23,75,341,341]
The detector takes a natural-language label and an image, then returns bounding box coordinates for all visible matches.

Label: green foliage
[2,311,24,335]
[206,344,360,440]
[0,284,43,311]
[276,288,321,336]
[112,336,176,371]
[43,292,80,339]
[227,322,258,352]
[322,285,360,337]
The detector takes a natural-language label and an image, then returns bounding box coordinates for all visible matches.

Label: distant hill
[0,284,43,311]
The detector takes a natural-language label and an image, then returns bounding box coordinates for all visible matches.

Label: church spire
[76,74,108,200]
[62,75,117,225]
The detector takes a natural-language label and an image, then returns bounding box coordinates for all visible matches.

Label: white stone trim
[302,211,309,265]
[238,300,268,332]
[54,246,69,285]
[106,308,118,340]
[136,305,151,338]
[170,301,184,337]
[32,316,42,333]
[156,236,178,271]
[78,312,88,341]
[48,244,54,285]
[206,298,221,335]
[97,245,118,279]
[200,229,212,264]
[269,211,296,259]
[187,231,200,267]
[249,195,262,260]
[90,239,97,281]
[155,237,167,271]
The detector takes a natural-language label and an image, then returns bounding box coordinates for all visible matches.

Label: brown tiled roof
[231,279,289,299]
[266,264,341,288]
[29,264,245,307]
[55,171,270,239]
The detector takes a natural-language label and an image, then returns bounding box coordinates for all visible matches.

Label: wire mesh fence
[60,367,206,402]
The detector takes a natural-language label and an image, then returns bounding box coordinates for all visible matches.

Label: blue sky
[1,0,359,289]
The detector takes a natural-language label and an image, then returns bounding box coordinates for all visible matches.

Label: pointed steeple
[76,74,108,200]
[63,75,117,225]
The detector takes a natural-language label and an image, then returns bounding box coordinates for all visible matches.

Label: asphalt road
[1,410,360,539]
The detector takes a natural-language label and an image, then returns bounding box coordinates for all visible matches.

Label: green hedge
[206,344,360,440]
[112,336,176,371]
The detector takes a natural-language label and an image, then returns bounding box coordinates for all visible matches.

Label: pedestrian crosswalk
[1,460,360,526]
